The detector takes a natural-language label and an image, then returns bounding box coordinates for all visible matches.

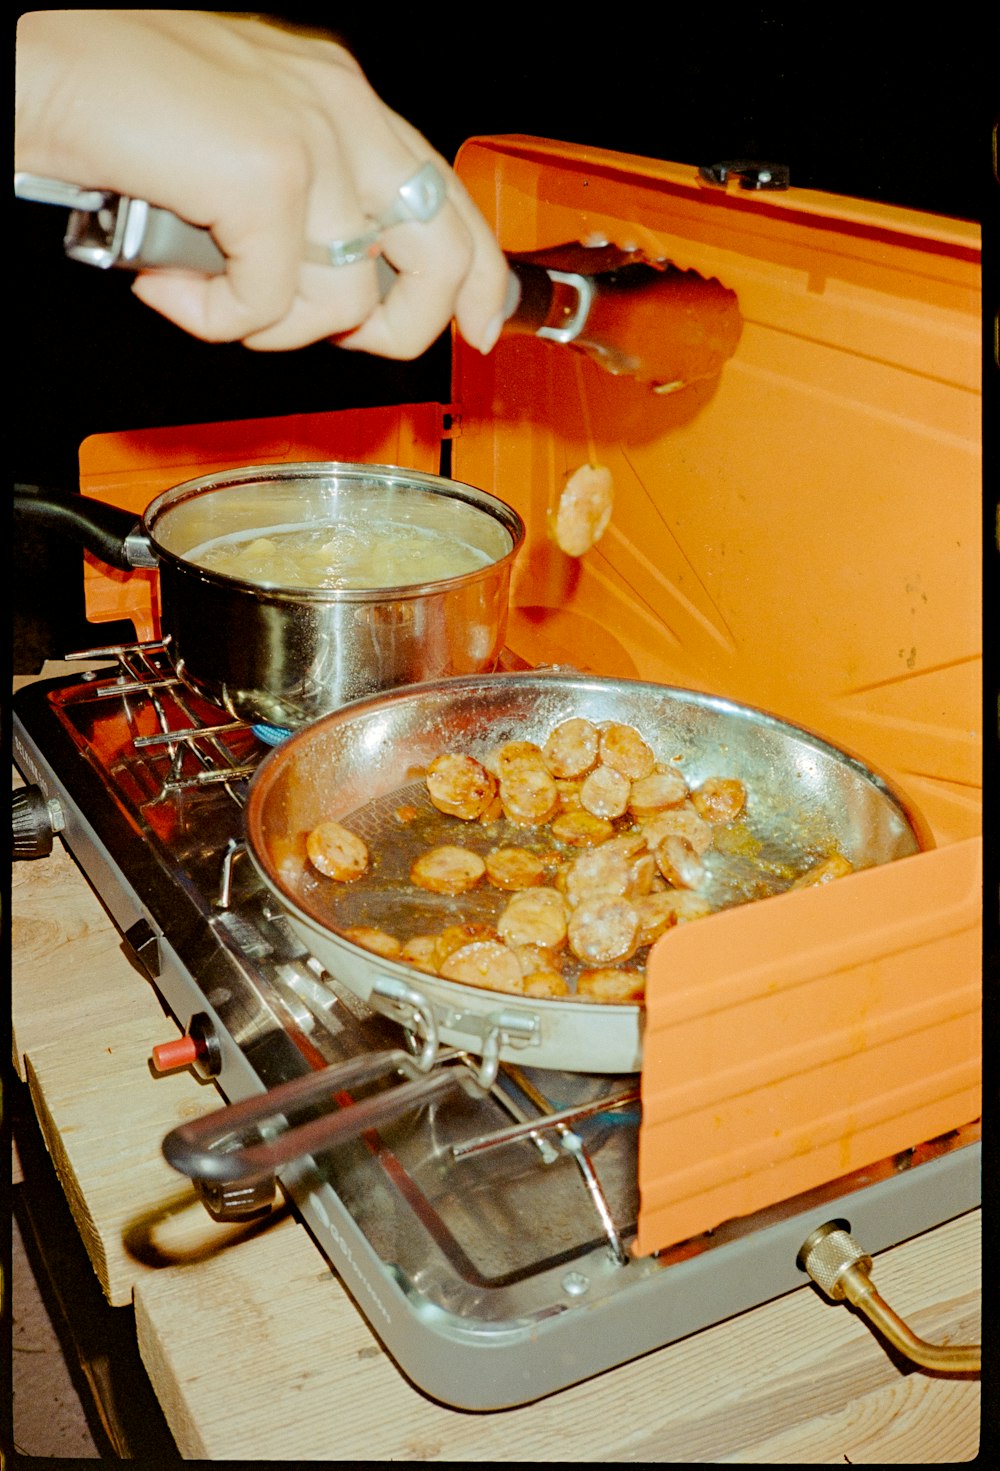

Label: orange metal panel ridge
[636,837,981,1257]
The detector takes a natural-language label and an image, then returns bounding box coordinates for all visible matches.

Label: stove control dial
[12,783,64,859]
[195,1175,275,1222]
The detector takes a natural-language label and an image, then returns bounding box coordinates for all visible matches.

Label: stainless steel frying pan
[162,672,926,1196]
[244,672,928,1075]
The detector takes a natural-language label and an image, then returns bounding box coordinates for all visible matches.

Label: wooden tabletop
[10,665,982,1462]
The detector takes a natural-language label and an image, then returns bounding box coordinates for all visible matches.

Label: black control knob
[12,783,63,859]
[195,1174,275,1222]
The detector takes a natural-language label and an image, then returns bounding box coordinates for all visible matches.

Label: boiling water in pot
[185,519,494,590]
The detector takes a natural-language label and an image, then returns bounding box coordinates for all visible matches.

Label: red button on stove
[152,1036,200,1072]
[151,1013,222,1078]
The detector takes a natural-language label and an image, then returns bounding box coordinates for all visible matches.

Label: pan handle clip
[369,976,440,1071]
[370,977,538,1090]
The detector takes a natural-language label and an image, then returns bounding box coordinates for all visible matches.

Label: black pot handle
[13,484,155,572]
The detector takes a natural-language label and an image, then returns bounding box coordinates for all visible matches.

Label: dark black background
[11,8,994,668]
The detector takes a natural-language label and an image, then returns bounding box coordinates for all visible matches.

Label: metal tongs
[16,172,743,391]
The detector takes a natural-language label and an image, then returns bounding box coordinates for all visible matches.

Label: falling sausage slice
[550,464,614,557]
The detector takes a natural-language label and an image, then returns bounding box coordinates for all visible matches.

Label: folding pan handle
[162,1047,462,1187]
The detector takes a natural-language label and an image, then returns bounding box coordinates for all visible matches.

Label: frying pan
[244,672,928,1075]
[162,671,927,1194]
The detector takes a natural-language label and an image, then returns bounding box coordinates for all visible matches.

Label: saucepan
[13,463,524,729]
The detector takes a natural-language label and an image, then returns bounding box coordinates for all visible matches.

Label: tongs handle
[162,1047,460,1187]
[16,174,743,389]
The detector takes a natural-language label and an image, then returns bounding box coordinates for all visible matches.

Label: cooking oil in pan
[295,779,845,998]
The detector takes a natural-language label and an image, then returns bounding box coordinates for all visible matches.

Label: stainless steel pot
[14,464,524,729]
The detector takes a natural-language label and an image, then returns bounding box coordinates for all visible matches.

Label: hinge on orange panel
[699,160,790,191]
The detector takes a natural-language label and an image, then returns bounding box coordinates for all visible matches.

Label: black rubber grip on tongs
[162,1048,462,1185]
[503,261,560,336]
[14,483,142,571]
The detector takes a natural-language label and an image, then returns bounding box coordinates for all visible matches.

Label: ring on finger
[304,163,447,270]
[305,229,383,268]
[372,161,447,230]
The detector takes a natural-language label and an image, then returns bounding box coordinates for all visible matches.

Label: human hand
[15,10,513,357]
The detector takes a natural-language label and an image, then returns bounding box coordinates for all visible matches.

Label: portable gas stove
[12,125,982,1411]
[11,639,981,1410]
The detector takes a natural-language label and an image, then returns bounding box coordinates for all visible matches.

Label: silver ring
[306,229,383,268]
[373,161,447,230]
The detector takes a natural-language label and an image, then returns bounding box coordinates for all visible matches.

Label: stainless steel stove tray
[11,660,981,1411]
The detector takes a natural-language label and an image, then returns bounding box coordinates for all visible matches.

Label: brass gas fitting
[798,1222,980,1375]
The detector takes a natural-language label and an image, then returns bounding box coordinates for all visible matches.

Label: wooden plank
[719,1376,980,1464]
[23,1017,277,1307]
[10,837,166,1081]
[133,1210,980,1462]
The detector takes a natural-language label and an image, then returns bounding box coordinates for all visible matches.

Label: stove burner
[251,722,293,746]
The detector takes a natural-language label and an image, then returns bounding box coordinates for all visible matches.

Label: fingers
[240,63,510,358]
[133,69,385,347]
[337,182,511,360]
[377,115,513,356]
[131,200,307,342]
[20,11,511,357]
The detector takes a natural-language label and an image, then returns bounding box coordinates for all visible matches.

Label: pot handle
[161,1047,466,1187]
[14,483,156,571]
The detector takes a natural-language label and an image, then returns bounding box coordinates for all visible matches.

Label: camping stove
[11,641,981,1411]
